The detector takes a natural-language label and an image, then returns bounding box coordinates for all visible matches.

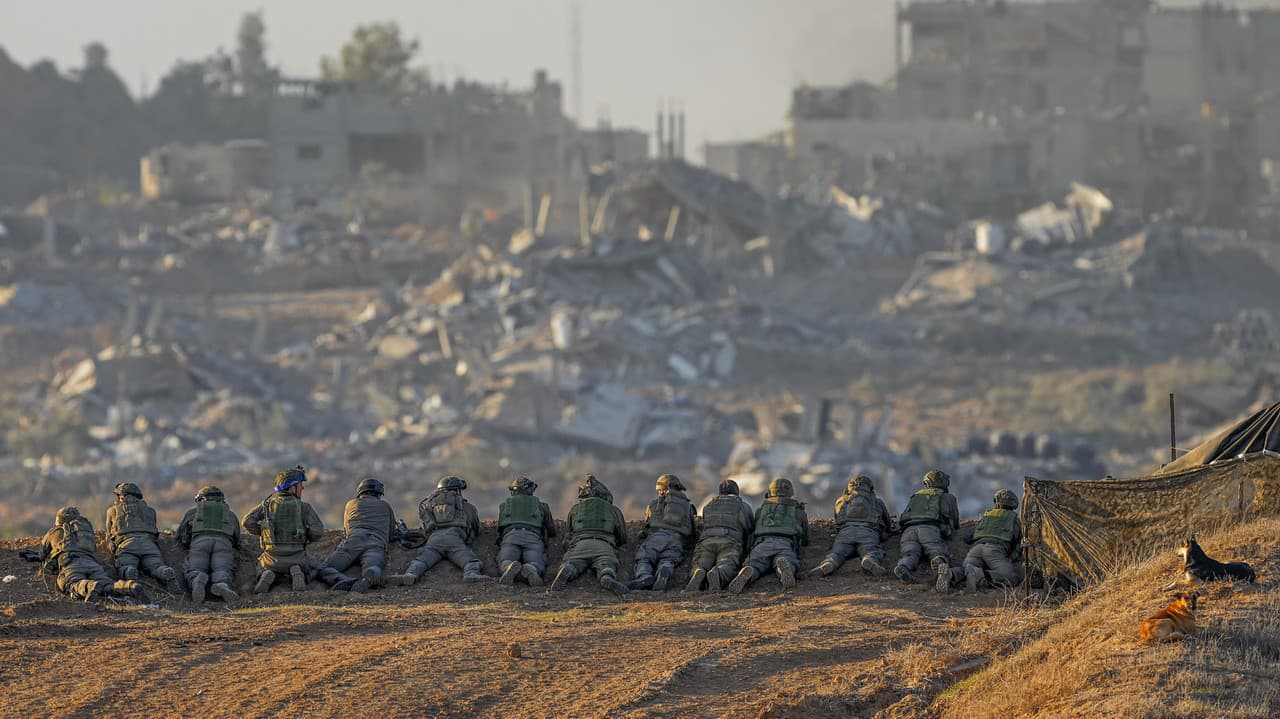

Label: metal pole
[1169,393,1177,462]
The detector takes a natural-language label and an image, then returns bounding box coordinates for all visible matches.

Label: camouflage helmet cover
[994,489,1018,510]
[195,485,225,501]
[656,474,684,492]
[113,482,143,498]
[577,474,611,501]
[848,474,874,493]
[510,476,537,495]
[922,469,951,489]
[768,477,794,498]
[718,479,740,496]
[437,475,467,491]
[56,506,82,525]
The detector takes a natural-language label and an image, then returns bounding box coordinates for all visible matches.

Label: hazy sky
[2,0,897,157]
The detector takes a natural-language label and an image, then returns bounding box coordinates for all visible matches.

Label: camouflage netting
[1023,401,1280,584]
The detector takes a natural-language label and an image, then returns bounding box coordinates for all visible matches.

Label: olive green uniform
[742,498,809,576]
[40,519,116,600]
[556,497,629,582]
[631,488,698,585]
[690,494,754,581]
[106,496,180,588]
[821,489,891,571]
[894,487,960,576]
[177,500,241,590]
[400,490,483,581]
[960,508,1023,588]
[496,494,557,576]
[318,496,398,587]
[242,492,325,582]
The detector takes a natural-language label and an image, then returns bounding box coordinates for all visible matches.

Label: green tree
[236,11,276,97]
[83,43,108,72]
[320,21,421,94]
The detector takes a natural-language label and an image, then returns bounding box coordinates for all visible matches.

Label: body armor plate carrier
[51,519,98,559]
[836,492,876,525]
[115,498,158,536]
[573,496,617,544]
[262,494,308,554]
[647,495,693,536]
[756,499,802,538]
[192,500,236,537]
[971,508,1017,544]
[901,488,944,524]
[498,494,544,532]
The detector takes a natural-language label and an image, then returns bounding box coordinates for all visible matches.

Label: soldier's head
[55,506,81,526]
[274,466,307,495]
[718,479,740,496]
[848,474,874,494]
[195,486,225,502]
[510,476,537,496]
[922,469,951,490]
[357,478,385,498]
[656,474,684,496]
[994,489,1018,510]
[113,482,143,500]
[577,474,610,501]
[437,475,467,493]
[767,477,794,499]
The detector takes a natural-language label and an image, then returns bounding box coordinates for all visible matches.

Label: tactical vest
[421,492,468,531]
[573,496,617,543]
[191,500,237,537]
[261,494,308,554]
[499,494,544,532]
[756,499,802,537]
[971,508,1017,544]
[51,519,98,559]
[345,497,392,542]
[835,492,877,526]
[901,488,945,524]
[646,494,693,536]
[702,496,749,535]
[115,498,157,536]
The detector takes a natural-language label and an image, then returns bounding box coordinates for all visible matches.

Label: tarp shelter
[1023,401,1280,584]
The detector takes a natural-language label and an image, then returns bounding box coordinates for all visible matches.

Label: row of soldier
[38,466,1024,603]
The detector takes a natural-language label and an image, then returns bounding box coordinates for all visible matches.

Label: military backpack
[756,498,803,537]
[499,494,544,532]
[971,508,1018,544]
[191,500,237,537]
[51,518,98,559]
[901,488,945,524]
[262,494,308,554]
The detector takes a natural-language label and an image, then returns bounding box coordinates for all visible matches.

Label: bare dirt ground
[1,521,1007,719]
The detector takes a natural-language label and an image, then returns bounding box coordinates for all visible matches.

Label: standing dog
[1139,593,1199,642]
[1161,536,1256,591]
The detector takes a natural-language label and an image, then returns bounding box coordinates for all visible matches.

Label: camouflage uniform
[176,486,241,602]
[551,475,630,597]
[629,475,698,591]
[39,507,143,601]
[808,476,892,578]
[391,476,487,584]
[495,477,557,586]
[686,479,754,591]
[242,468,325,593]
[727,478,809,594]
[955,489,1024,592]
[319,479,398,592]
[105,483,181,593]
[894,470,961,593]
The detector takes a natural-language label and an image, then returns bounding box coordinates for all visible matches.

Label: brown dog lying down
[1139,593,1199,642]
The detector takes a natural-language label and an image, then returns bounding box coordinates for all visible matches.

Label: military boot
[627,574,655,590]
[684,568,707,592]
[463,563,491,582]
[499,561,521,587]
[727,566,757,595]
[112,580,145,602]
[652,565,675,592]
[706,567,724,591]
[964,565,982,594]
[599,572,629,598]
[351,568,378,593]
[776,559,797,590]
[550,565,575,592]
[519,564,544,587]
[392,560,428,586]
[894,565,916,584]
[290,565,307,592]
[190,572,209,603]
[331,578,358,591]
[861,556,888,577]
[254,570,276,594]
[120,565,139,582]
[163,572,183,595]
[806,561,836,579]
[209,582,239,602]
[934,562,952,594]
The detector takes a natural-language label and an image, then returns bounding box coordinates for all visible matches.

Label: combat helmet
[718,479,740,496]
[437,475,467,492]
[768,477,794,498]
[577,473,611,501]
[274,466,307,492]
[847,474,874,494]
[195,486,225,502]
[113,482,143,498]
[55,506,81,525]
[656,474,684,493]
[994,489,1018,510]
[357,478,385,497]
[509,476,537,495]
[922,469,951,490]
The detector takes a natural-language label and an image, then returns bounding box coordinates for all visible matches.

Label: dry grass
[933,517,1280,719]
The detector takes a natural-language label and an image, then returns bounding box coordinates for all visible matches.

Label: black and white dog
[1162,535,1256,590]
